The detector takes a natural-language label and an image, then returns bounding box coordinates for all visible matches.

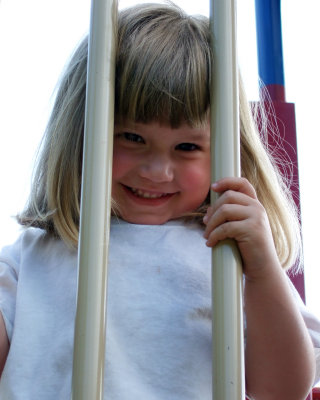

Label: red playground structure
[255,0,319,398]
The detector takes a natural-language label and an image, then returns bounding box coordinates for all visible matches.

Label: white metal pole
[71,0,116,398]
[209,0,245,399]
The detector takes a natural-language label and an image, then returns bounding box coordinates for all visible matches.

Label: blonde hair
[18,2,301,270]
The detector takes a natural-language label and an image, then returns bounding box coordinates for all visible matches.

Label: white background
[0,0,319,321]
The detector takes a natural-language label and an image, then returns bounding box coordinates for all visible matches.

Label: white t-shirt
[0,219,319,399]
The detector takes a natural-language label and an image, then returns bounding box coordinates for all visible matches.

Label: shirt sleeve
[0,241,20,342]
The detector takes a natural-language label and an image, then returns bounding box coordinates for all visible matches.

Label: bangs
[115,4,212,127]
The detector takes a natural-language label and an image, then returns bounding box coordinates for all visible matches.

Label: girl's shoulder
[0,227,73,274]
[0,228,43,270]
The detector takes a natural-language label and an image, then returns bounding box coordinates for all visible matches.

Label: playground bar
[71,0,245,398]
[255,0,285,102]
[71,0,116,398]
[210,0,245,398]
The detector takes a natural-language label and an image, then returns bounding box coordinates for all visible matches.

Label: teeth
[130,187,167,199]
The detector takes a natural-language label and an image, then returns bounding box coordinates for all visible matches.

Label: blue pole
[255,0,285,100]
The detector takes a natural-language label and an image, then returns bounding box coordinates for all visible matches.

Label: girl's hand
[203,177,280,281]
[204,178,316,398]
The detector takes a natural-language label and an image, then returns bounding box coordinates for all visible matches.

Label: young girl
[0,3,319,399]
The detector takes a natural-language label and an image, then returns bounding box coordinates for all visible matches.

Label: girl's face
[112,121,211,225]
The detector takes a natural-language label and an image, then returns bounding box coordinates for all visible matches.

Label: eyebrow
[182,131,210,141]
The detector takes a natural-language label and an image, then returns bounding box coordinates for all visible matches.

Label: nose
[138,154,174,183]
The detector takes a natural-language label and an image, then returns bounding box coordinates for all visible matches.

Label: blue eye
[176,143,200,151]
[123,132,144,143]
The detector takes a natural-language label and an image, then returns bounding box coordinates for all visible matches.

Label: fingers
[203,177,278,278]
[211,177,257,199]
[203,177,263,247]
[204,202,250,233]
[204,207,249,247]
[203,200,253,245]
[209,187,255,216]
[204,179,257,227]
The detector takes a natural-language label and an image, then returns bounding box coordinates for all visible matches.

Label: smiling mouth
[124,185,173,199]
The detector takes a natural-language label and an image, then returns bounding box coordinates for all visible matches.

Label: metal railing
[72,0,244,399]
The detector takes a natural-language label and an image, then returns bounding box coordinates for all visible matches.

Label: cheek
[112,148,135,180]
[180,162,211,192]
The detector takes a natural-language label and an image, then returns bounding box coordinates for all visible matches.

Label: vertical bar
[72,0,116,398]
[255,0,285,101]
[209,0,245,399]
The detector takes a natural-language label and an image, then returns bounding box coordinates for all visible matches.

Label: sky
[0,0,319,321]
